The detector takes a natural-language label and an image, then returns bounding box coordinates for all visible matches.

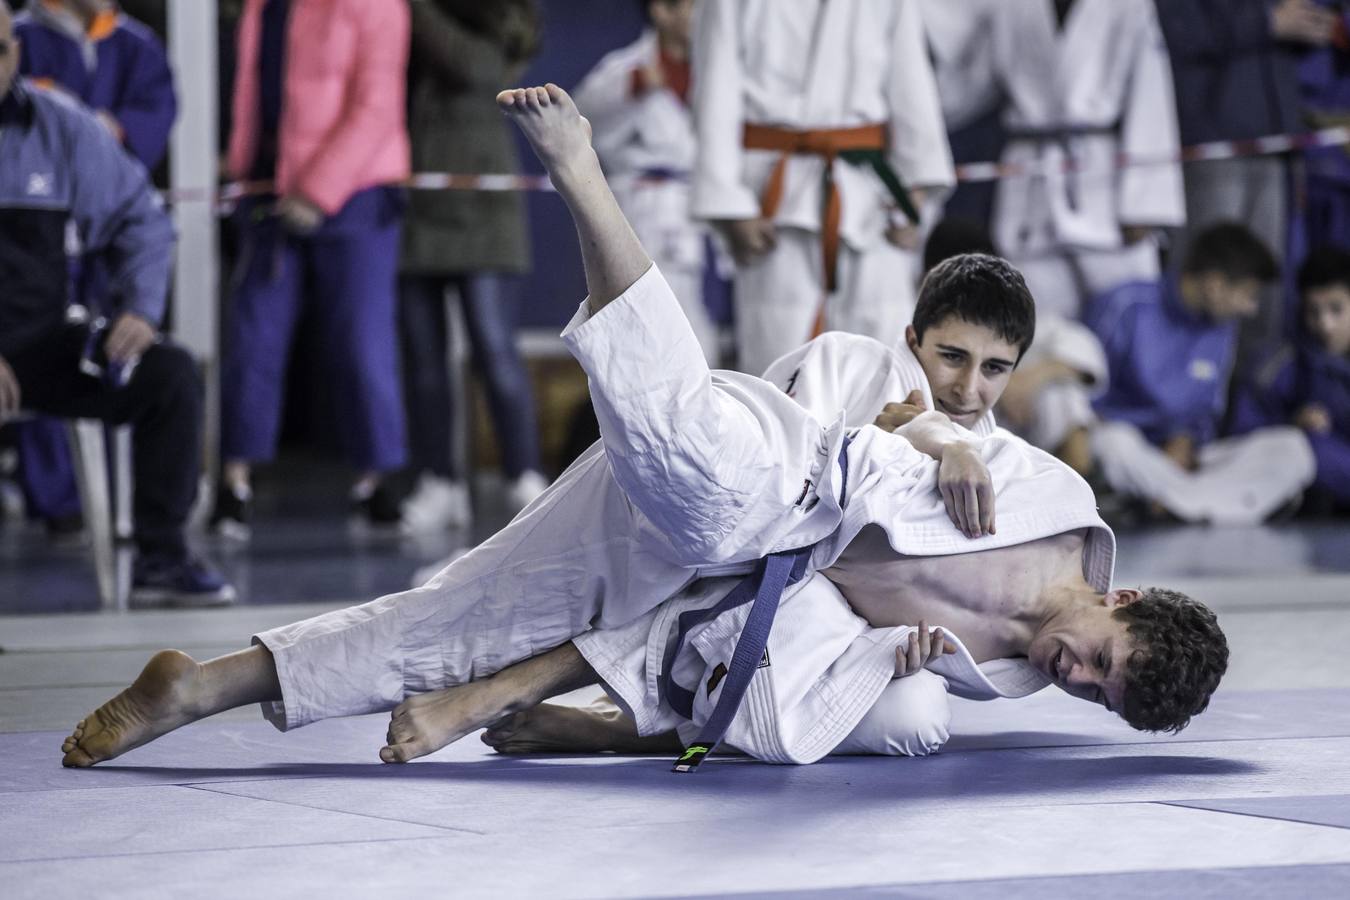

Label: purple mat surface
[1170,795,1350,831]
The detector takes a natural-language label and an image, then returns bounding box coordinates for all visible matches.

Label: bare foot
[380,679,513,764]
[495,84,595,178]
[61,650,203,767]
[481,703,624,754]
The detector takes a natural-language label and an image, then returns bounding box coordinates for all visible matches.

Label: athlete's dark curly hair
[1114,588,1229,733]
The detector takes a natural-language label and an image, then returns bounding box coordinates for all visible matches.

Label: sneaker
[350,478,403,530]
[131,554,237,608]
[210,483,252,542]
[505,470,550,512]
[400,474,472,534]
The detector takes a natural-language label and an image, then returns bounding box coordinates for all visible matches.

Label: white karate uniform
[984,0,1185,318]
[1008,315,1110,453]
[572,30,719,363]
[253,266,1114,762]
[690,0,955,376]
[919,0,1002,131]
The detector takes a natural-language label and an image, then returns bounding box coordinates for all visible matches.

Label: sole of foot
[379,680,509,764]
[61,649,202,768]
[494,84,593,175]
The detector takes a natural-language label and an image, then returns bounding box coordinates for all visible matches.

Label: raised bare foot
[481,702,628,754]
[61,650,203,767]
[380,679,512,764]
[495,84,595,178]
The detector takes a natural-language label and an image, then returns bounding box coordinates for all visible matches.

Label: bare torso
[822,527,1089,663]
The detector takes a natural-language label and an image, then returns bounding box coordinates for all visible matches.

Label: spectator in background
[0,0,232,604]
[211,0,411,539]
[395,0,548,534]
[976,0,1185,320]
[1086,223,1315,525]
[1295,2,1350,255]
[8,0,176,538]
[691,0,955,377]
[572,0,721,364]
[1157,0,1338,358]
[1233,246,1350,514]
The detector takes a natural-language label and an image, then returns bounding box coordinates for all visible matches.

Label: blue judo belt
[661,436,852,774]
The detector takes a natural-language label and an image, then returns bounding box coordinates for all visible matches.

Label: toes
[62,746,96,768]
[379,741,426,764]
[495,89,517,109]
[544,83,566,103]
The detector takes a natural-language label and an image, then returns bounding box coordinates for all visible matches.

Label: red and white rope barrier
[162,125,1350,207]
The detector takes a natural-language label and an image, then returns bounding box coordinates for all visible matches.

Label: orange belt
[743,123,888,333]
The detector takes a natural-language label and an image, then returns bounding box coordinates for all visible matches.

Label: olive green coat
[401,1,531,275]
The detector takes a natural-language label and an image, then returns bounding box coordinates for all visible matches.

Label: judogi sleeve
[108,33,178,169]
[1116,1,1185,228]
[887,0,957,192]
[689,0,760,221]
[562,266,844,567]
[67,106,175,325]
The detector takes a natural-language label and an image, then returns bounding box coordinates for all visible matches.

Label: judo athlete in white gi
[690,0,955,376]
[976,0,1186,319]
[572,0,720,364]
[60,86,1229,772]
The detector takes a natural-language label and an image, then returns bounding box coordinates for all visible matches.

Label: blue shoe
[131,555,237,608]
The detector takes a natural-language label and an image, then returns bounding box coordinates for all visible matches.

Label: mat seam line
[0,834,459,866]
[181,782,491,836]
[1158,800,1350,833]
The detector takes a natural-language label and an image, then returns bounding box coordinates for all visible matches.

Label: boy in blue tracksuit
[1233,246,1350,512]
[0,1,231,604]
[10,0,176,534]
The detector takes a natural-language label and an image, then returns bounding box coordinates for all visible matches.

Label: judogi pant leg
[1092,421,1315,524]
[306,189,408,473]
[1307,431,1350,507]
[1025,381,1096,453]
[220,206,306,463]
[1008,251,1080,319]
[659,260,719,366]
[832,238,920,354]
[733,227,822,376]
[829,670,951,757]
[15,419,81,520]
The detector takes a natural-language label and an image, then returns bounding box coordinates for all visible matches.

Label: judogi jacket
[0,80,174,358]
[564,267,1115,763]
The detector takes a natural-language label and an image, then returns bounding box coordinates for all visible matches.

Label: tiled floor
[2,493,1349,897]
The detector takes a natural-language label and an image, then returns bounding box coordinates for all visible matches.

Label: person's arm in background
[103,30,178,169]
[1157,0,1332,62]
[66,103,176,362]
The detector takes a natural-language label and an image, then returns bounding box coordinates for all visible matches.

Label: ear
[1103,588,1143,609]
[905,324,919,353]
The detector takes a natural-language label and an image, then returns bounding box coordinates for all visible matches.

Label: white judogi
[691,0,955,376]
[919,0,1002,131]
[572,31,719,363]
[254,266,1113,763]
[1007,315,1110,452]
[985,0,1185,318]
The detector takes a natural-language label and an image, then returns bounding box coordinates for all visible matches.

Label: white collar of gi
[927,631,1053,700]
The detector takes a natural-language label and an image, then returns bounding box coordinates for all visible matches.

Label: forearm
[551,152,653,315]
[894,410,979,461]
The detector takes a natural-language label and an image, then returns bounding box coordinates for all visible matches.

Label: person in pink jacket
[212,0,412,537]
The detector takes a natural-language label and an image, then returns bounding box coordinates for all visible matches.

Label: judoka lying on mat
[61,85,1229,771]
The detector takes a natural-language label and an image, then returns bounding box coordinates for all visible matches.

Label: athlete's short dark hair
[1183,223,1278,283]
[1296,244,1350,297]
[913,253,1037,361]
[1115,587,1229,733]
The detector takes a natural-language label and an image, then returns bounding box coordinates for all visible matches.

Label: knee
[834,671,951,758]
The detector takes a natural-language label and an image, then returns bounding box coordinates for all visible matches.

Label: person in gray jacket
[0,1,232,606]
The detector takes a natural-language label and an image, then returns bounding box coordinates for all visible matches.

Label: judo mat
[4,525,1350,898]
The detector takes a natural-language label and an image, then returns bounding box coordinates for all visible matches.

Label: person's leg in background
[397,272,472,532]
[456,273,548,511]
[213,207,306,540]
[14,419,83,536]
[11,329,233,605]
[833,238,920,353]
[306,188,409,524]
[1006,251,1082,320]
[732,227,823,376]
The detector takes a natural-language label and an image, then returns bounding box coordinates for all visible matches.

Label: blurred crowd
[1,0,1349,608]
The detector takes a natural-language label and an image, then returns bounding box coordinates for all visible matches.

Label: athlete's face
[650,0,695,49]
[1025,589,1142,717]
[907,318,1020,429]
[1304,283,1350,357]
[1195,272,1262,322]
